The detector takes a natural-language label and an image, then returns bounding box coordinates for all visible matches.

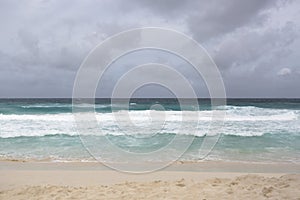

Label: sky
[0,0,299,98]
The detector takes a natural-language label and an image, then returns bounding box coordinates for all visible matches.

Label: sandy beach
[1,161,299,199]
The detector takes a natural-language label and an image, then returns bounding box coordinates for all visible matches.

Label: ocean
[0,98,299,164]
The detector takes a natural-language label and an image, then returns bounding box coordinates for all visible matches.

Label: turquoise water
[0,99,299,163]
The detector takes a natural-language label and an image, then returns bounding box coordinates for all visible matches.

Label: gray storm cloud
[0,0,299,97]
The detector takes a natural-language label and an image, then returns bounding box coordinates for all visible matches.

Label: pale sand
[0,161,299,199]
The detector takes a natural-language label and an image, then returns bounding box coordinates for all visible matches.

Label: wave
[0,107,298,121]
[21,104,111,109]
[21,104,71,108]
[0,106,299,138]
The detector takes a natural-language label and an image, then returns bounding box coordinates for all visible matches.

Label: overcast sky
[0,0,299,98]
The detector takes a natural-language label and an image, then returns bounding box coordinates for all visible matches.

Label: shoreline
[1,160,299,173]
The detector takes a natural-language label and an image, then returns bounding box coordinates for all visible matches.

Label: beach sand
[0,161,299,199]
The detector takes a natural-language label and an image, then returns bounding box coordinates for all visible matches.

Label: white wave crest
[0,107,299,138]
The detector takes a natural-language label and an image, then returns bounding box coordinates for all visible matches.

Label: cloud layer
[0,0,299,97]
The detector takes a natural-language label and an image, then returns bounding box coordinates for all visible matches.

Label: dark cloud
[187,0,274,42]
[213,21,297,70]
